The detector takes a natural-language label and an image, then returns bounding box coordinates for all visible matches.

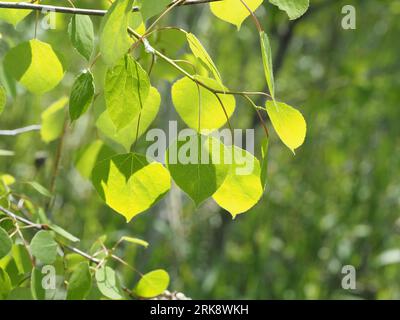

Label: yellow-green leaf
[171,76,235,131]
[40,97,68,143]
[212,146,263,218]
[0,0,31,26]
[135,269,169,298]
[210,0,264,29]
[92,153,171,222]
[260,31,275,99]
[265,100,306,153]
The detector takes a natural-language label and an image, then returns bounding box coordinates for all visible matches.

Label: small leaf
[0,85,6,116]
[4,39,64,95]
[24,181,52,198]
[120,236,149,248]
[100,0,134,66]
[265,101,306,153]
[171,76,235,131]
[68,15,95,61]
[166,134,230,205]
[97,87,160,151]
[91,153,171,222]
[0,227,12,259]
[135,269,169,298]
[212,146,263,218]
[30,230,58,264]
[40,97,68,143]
[186,32,223,87]
[49,224,80,243]
[69,70,95,121]
[104,55,150,131]
[0,0,31,26]
[260,31,275,99]
[269,0,309,20]
[95,266,124,300]
[210,0,264,29]
[67,262,92,300]
[137,0,170,20]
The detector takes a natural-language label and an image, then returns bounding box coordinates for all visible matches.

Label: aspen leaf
[137,0,170,20]
[135,269,169,298]
[91,153,171,222]
[4,40,64,95]
[265,101,306,153]
[212,146,263,218]
[30,231,58,264]
[40,97,68,143]
[68,15,94,61]
[67,262,92,300]
[0,0,31,26]
[95,266,124,300]
[69,70,95,121]
[269,0,309,20]
[210,0,264,29]
[171,76,235,131]
[166,134,230,205]
[0,227,12,259]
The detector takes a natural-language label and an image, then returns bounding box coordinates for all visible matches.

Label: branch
[0,125,41,136]
[0,0,222,16]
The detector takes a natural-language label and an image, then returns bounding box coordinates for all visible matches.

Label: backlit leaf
[135,269,169,298]
[68,15,95,61]
[260,31,275,99]
[69,70,95,121]
[0,0,31,26]
[40,97,68,143]
[137,0,170,20]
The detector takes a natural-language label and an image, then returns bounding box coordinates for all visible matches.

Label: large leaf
[91,153,171,222]
[210,0,264,29]
[166,134,230,205]
[100,0,134,66]
[67,262,92,300]
[97,87,160,152]
[265,101,306,153]
[135,269,169,298]
[186,32,223,87]
[137,0,170,20]
[0,226,12,259]
[69,70,95,121]
[269,0,309,20]
[0,0,31,26]
[171,76,235,131]
[95,266,124,300]
[104,55,150,131]
[4,39,64,95]
[30,231,58,264]
[212,146,263,218]
[68,15,95,61]
[40,97,68,143]
[260,31,275,99]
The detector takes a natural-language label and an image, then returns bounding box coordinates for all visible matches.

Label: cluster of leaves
[0,0,310,299]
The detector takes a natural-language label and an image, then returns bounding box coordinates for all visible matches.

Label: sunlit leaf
[69,70,95,121]
[40,97,68,143]
[135,269,169,298]
[0,0,31,26]
[68,15,94,61]
[260,31,275,99]
[120,236,149,248]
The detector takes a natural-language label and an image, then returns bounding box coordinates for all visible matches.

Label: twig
[0,125,41,136]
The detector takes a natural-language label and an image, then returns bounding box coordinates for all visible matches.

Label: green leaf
[135,269,169,298]
[30,231,58,264]
[104,55,150,131]
[7,287,33,300]
[269,0,309,20]
[75,141,116,179]
[0,227,12,259]
[186,32,223,87]
[67,262,92,300]
[171,76,235,131]
[30,267,45,300]
[0,85,6,116]
[95,266,124,300]
[212,146,263,218]
[166,134,230,205]
[92,153,171,222]
[100,0,134,66]
[97,86,160,151]
[137,0,170,20]
[4,39,64,95]
[120,236,149,248]
[24,181,52,198]
[210,0,264,29]
[68,15,95,61]
[260,31,275,99]
[49,224,80,243]
[0,0,31,26]
[265,101,306,153]
[69,70,95,121]
[12,244,31,275]
[40,97,68,143]
[260,137,269,189]
[0,268,12,299]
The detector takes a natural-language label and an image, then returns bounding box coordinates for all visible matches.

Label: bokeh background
[1,0,399,299]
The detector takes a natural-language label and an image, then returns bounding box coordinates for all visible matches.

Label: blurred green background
[1,0,399,299]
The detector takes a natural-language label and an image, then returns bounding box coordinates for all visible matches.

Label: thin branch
[0,125,41,136]
[0,0,222,16]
